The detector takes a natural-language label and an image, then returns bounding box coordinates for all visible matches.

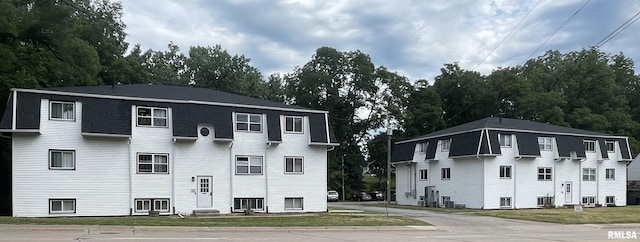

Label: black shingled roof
[39,84,309,111]
[405,117,612,142]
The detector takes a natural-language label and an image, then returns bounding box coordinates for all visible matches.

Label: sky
[119,0,640,82]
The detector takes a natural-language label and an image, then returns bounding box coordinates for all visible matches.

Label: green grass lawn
[472,206,640,224]
[367,203,640,224]
[0,213,429,227]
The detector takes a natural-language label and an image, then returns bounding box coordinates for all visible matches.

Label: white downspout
[265,142,273,213]
[128,137,133,215]
[229,141,234,213]
[171,138,176,214]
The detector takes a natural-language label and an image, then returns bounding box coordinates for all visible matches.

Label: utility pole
[341,154,345,201]
[386,128,393,205]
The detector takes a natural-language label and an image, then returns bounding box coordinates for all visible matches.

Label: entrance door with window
[564,181,572,203]
[197,176,213,208]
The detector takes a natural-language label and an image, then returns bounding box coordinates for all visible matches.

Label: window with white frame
[606,141,615,152]
[284,197,303,210]
[285,157,303,174]
[137,154,169,174]
[441,139,451,152]
[441,168,451,180]
[285,116,303,133]
[49,199,75,214]
[419,169,428,180]
[583,168,596,181]
[50,101,75,120]
[137,107,168,127]
[582,196,596,205]
[500,197,512,208]
[537,196,554,207]
[499,165,512,179]
[606,168,615,180]
[538,137,553,151]
[236,156,263,175]
[606,196,615,205]
[537,167,552,181]
[234,198,264,211]
[134,198,169,212]
[135,199,150,212]
[418,142,427,154]
[499,134,512,147]
[236,113,262,132]
[49,150,75,170]
[583,140,596,152]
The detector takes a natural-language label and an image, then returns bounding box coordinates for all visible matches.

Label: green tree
[285,47,381,197]
[187,45,266,98]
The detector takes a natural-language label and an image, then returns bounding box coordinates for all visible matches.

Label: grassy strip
[365,203,640,224]
[472,206,640,224]
[0,213,429,227]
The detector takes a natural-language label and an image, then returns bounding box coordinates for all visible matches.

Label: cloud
[120,0,640,81]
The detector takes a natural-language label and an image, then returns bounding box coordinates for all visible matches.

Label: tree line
[1,0,639,202]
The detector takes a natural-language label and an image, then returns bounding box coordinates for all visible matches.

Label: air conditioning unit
[417,200,425,207]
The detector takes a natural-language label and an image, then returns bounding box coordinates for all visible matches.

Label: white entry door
[565,181,572,203]
[197,176,213,208]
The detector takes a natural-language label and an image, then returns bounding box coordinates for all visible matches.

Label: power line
[521,0,591,65]
[595,10,640,47]
[472,0,542,71]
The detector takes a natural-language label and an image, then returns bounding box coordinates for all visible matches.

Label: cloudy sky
[119,0,640,82]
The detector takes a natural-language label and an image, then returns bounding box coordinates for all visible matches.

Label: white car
[327,190,339,202]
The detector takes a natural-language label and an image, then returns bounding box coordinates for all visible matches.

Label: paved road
[330,202,640,241]
[1,203,639,241]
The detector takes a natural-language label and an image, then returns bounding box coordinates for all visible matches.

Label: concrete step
[193,209,221,217]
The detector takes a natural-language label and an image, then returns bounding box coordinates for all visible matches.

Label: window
[137,154,169,174]
[284,197,303,210]
[285,157,303,174]
[135,199,150,212]
[234,198,264,211]
[500,197,511,208]
[606,168,615,180]
[582,196,596,205]
[583,140,596,152]
[50,199,75,214]
[154,199,170,212]
[583,168,596,181]
[137,107,168,127]
[285,116,303,133]
[441,168,451,180]
[538,137,553,151]
[537,196,554,207]
[441,139,451,152]
[236,156,263,175]
[50,101,75,120]
[135,199,170,212]
[49,150,75,170]
[537,167,552,181]
[499,165,512,179]
[236,113,262,132]
[419,169,428,180]
[418,142,427,154]
[606,196,615,205]
[499,134,512,147]
[606,141,615,152]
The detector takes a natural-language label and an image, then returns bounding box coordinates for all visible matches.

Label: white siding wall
[266,116,327,213]
[130,105,174,215]
[13,100,330,217]
[484,136,516,209]
[598,141,627,206]
[13,100,130,217]
[173,124,231,214]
